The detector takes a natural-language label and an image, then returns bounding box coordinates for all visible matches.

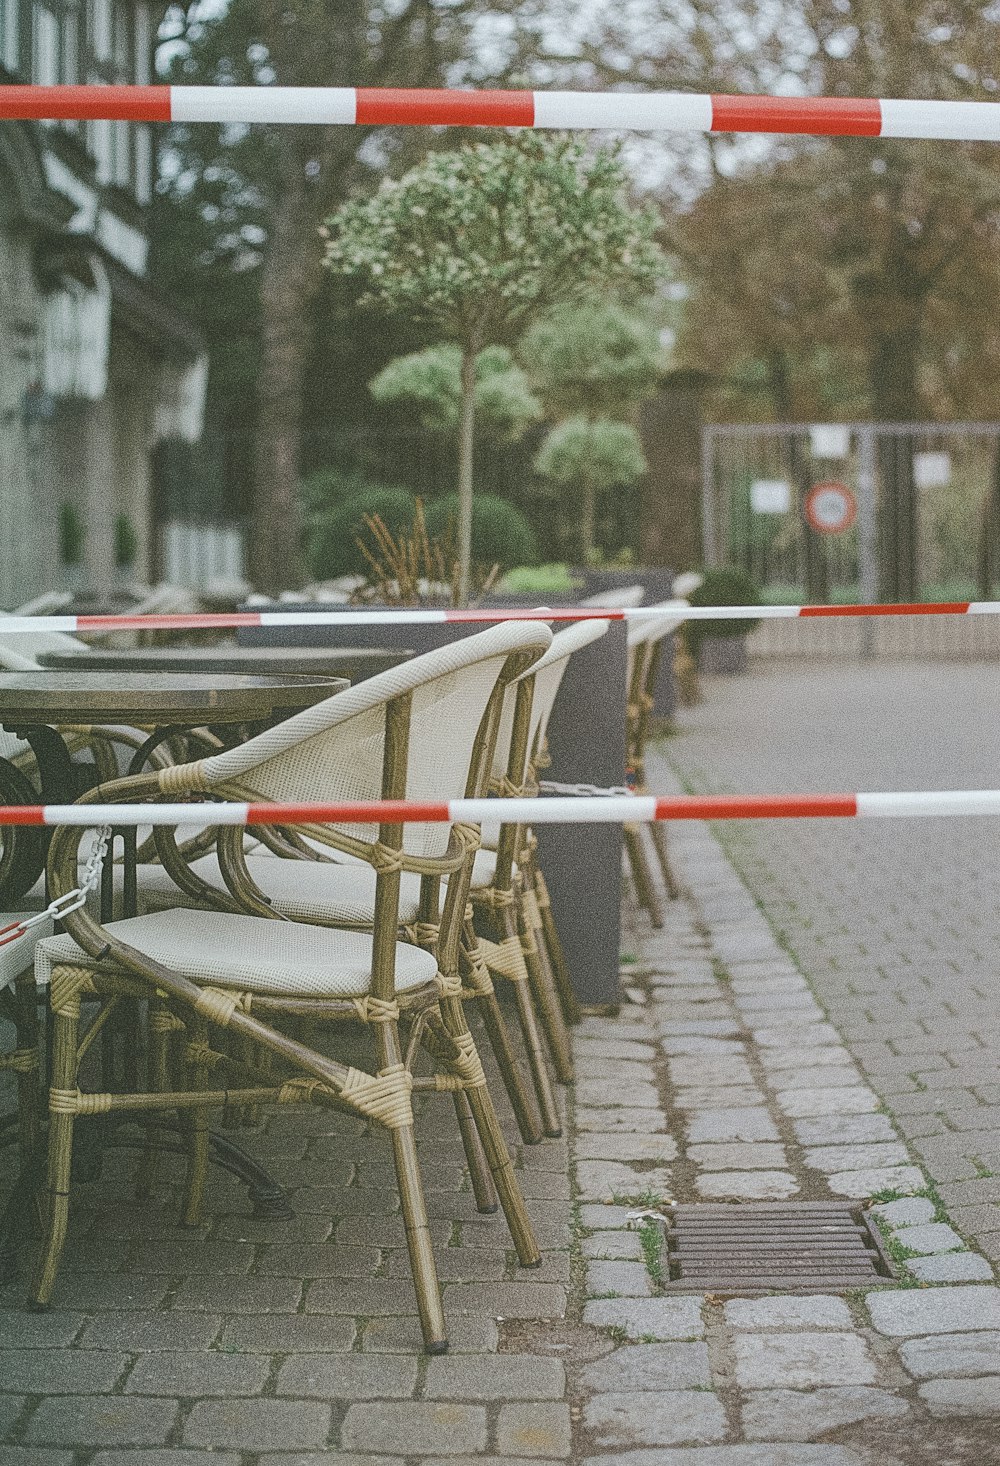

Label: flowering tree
[323,135,664,600]
[534,417,647,562]
[370,344,541,445]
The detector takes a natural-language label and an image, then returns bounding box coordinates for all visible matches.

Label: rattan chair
[27,621,551,1352]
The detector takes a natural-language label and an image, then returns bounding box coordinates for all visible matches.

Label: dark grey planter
[699,634,748,675]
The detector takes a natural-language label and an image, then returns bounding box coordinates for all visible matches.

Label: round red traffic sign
[805,480,857,535]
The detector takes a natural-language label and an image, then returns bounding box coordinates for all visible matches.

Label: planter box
[699,634,748,675]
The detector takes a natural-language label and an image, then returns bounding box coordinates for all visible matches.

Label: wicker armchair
[27,622,551,1352]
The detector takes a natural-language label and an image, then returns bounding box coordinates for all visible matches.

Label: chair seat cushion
[138,854,427,925]
[34,909,438,998]
[0,913,53,990]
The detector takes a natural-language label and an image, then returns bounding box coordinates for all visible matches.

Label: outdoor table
[38,643,413,682]
[0,671,347,902]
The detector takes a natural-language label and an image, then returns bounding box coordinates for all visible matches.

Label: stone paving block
[667,1057,755,1087]
[578,1204,638,1230]
[686,1142,787,1170]
[583,1231,644,1260]
[574,1133,677,1162]
[674,1087,765,1110]
[762,1047,859,1071]
[659,1020,743,1038]
[724,1296,853,1330]
[184,1399,331,1451]
[685,1108,780,1143]
[753,1023,841,1047]
[171,1276,302,1313]
[866,1284,1000,1336]
[258,1458,395,1466]
[45,1276,171,1313]
[575,1077,662,1109]
[893,1221,965,1254]
[907,1253,994,1282]
[124,1351,272,1397]
[580,1342,711,1392]
[574,1107,669,1134]
[696,1170,800,1200]
[871,1197,937,1227]
[918,1375,1000,1414]
[25,1397,180,1447]
[276,1353,418,1399]
[0,1348,128,1393]
[0,1395,26,1436]
[573,1038,659,1061]
[586,1261,652,1297]
[0,1311,85,1349]
[731,1331,876,1389]
[90,1455,240,1466]
[126,1239,255,1275]
[576,1160,671,1203]
[899,1330,1000,1378]
[425,1354,565,1400]
[776,1088,879,1117]
[360,1314,498,1354]
[442,1281,568,1319]
[582,1450,868,1466]
[255,1244,380,1277]
[494,1402,572,1457]
[582,1388,727,1447]
[582,1297,704,1340]
[341,1401,487,1454]
[218,1314,355,1353]
[0,1452,75,1466]
[661,1037,746,1056]
[771,1068,865,1091]
[827,1165,926,1198]
[741,1386,909,1441]
[804,1143,911,1173]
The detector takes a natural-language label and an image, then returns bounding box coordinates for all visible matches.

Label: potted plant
[681,565,762,681]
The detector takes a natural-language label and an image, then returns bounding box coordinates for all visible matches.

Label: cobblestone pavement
[5,702,1000,1464]
[662,658,1000,1262]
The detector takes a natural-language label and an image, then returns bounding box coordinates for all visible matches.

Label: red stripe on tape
[654,794,858,820]
[0,84,172,121]
[800,601,971,617]
[246,801,451,825]
[356,88,534,127]
[0,808,47,825]
[711,94,881,136]
[76,612,263,632]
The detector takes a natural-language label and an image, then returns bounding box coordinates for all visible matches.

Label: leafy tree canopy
[520,301,663,420]
[370,344,541,443]
[534,417,648,493]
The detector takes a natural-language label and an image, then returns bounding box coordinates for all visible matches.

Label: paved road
[664,658,1000,1260]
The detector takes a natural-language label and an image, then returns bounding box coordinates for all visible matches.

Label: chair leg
[520,915,574,1084]
[437,996,541,1270]
[452,1091,498,1214]
[135,998,172,1200]
[475,987,543,1146]
[13,971,40,1159]
[649,819,681,901]
[533,868,581,1026]
[624,823,663,928]
[29,1002,79,1308]
[180,1017,210,1228]
[510,976,563,1139]
[377,1018,448,1353]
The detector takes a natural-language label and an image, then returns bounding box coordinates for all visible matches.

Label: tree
[520,301,662,420]
[534,417,647,561]
[370,344,541,446]
[323,134,665,601]
[155,0,494,594]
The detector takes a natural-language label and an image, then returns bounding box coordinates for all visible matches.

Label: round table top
[38,644,412,678]
[0,671,348,727]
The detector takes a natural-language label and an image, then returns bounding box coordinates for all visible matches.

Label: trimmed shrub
[305,483,417,579]
[682,565,762,660]
[425,494,539,572]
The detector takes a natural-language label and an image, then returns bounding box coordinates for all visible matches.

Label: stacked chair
[22,622,553,1352]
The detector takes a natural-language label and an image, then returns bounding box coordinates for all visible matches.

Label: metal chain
[537,780,634,797]
[0,824,112,948]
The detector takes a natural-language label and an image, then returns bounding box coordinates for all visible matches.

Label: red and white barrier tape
[2,600,1000,634]
[2,86,1000,141]
[3,791,1000,827]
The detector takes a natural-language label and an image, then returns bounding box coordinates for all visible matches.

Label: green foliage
[58,503,84,567]
[370,344,541,443]
[425,495,539,572]
[521,301,662,419]
[534,418,647,494]
[501,563,581,594]
[305,484,417,579]
[682,566,762,656]
[113,513,139,569]
[323,135,666,345]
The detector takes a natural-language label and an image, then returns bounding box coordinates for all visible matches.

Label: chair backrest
[0,619,85,666]
[582,585,645,609]
[199,621,553,858]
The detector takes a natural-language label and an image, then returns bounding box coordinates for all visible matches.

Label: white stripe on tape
[170,85,357,126]
[532,91,714,131]
[879,98,1000,141]
[42,803,251,826]
[857,791,1000,817]
[259,609,449,626]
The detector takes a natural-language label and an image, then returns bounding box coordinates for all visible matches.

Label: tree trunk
[869,302,921,602]
[456,342,478,605]
[249,154,317,595]
[580,479,596,564]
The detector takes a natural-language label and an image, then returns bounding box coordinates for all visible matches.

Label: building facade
[0,0,207,606]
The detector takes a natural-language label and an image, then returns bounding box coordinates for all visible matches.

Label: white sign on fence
[913,451,952,489]
[751,479,792,514]
[809,424,852,460]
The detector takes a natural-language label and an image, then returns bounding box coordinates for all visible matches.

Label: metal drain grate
[662,1201,895,1291]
